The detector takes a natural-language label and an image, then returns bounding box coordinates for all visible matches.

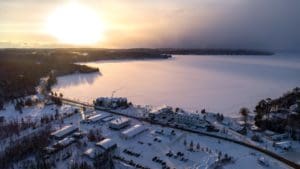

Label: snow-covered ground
[0,101,75,121]
[51,108,298,168]
[80,112,291,169]
[1,101,297,169]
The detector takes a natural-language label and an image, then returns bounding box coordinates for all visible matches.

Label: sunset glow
[46,2,104,45]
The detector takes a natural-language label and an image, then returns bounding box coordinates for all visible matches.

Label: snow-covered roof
[121,124,147,138]
[57,137,75,146]
[51,125,78,138]
[275,141,291,148]
[84,148,104,159]
[150,105,172,114]
[87,113,111,122]
[96,138,117,150]
[96,97,127,103]
[102,116,115,122]
[110,117,130,125]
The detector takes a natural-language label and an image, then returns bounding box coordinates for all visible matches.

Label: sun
[46,2,104,45]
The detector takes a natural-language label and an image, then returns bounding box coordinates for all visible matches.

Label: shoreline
[0,87,299,168]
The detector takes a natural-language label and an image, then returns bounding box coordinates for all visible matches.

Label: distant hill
[124,48,274,55]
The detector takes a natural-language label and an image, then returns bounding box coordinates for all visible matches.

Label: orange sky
[0,0,299,50]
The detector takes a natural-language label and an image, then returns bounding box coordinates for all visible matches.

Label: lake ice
[53,54,300,117]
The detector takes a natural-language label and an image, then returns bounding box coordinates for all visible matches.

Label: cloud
[0,0,299,50]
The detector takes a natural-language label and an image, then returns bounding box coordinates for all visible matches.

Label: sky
[0,0,299,51]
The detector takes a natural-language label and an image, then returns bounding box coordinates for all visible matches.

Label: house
[50,125,78,140]
[109,117,130,130]
[121,124,148,139]
[96,138,117,151]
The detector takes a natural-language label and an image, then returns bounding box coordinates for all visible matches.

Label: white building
[96,138,117,151]
[50,125,78,139]
[121,124,148,139]
[85,113,112,123]
[109,117,130,130]
[149,105,173,119]
[174,113,208,128]
[95,97,128,109]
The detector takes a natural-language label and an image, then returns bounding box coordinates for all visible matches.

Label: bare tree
[239,107,250,127]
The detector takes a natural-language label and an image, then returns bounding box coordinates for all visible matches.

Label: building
[148,106,208,128]
[174,113,208,128]
[102,116,115,122]
[109,117,130,130]
[85,113,112,123]
[54,137,76,148]
[50,125,78,139]
[275,141,292,150]
[96,138,117,151]
[148,105,174,119]
[121,124,148,139]
[95,97,128,109]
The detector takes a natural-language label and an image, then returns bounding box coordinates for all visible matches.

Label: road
[51,96,300,169]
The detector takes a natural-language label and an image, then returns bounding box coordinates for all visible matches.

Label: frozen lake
[53,54,300,117]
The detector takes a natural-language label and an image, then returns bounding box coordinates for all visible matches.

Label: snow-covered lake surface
[53,54,300,117]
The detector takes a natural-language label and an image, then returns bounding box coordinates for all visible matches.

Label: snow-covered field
[0,102,74,121]
[53,54,300,117]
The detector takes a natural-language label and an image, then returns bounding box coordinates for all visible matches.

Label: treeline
[0,48,171,102]
[128,48,274,55]
[0,118,37,139]
[254,87,300,138]
[0,128,51,169]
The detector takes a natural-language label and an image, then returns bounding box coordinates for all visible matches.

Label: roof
[87,113,111,122]
[84,148,104,159]
[57,137,75,146]
[96,97,127,103]
[150,105,172,114]
[51,125,78,138]
[110,117,130,125]
[122,124,147,138]
[96,138,116,150]
[275,141,291,148]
